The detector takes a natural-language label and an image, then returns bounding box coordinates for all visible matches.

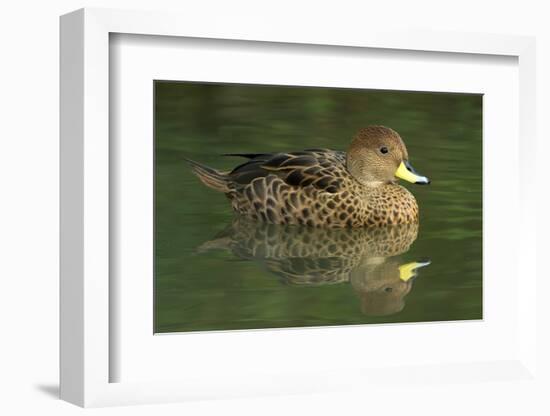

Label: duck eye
[380,146,389,154]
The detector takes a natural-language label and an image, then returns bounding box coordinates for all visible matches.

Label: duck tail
[184,158,231,193]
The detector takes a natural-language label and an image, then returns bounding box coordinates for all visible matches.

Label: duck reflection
[198,218,430,316]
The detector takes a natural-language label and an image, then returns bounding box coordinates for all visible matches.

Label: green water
[154,81,482,333]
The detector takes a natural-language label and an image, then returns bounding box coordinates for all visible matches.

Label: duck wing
[226,149,347,194]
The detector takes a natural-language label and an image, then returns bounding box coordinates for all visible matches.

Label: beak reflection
[398,259,432,282]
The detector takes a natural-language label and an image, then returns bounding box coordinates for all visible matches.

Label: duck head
[346,126,430,187]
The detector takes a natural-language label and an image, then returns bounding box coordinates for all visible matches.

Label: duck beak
[398,259,431,282]
[395,161,430,185]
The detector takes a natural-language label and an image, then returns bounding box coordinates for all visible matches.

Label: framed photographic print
[60,7,540,408]
[154,81,481,332]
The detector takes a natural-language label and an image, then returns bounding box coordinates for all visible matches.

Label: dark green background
[154,81,482,333]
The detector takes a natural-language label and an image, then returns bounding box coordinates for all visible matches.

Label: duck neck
[347,158,378,187]
[347,162,392,188]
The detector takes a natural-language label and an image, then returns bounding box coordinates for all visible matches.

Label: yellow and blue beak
[398,259,431,282]
[395,160,430,185]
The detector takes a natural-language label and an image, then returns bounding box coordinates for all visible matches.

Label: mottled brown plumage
[186,126,429,227]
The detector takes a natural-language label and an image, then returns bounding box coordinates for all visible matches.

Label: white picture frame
[60,7,539,408]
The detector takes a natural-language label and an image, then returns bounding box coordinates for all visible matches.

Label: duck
[186,125,430,228]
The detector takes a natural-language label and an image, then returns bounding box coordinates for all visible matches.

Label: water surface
[154,82,482,333]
